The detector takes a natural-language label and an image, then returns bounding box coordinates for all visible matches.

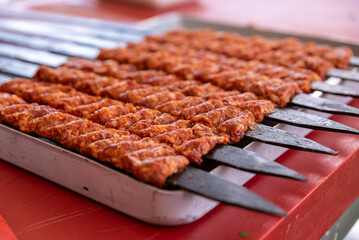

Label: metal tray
[0,12,358,226]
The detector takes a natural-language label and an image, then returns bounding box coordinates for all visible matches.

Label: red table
[1,0,359,239]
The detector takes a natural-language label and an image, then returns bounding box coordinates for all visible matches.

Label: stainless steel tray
[0,12,358,226]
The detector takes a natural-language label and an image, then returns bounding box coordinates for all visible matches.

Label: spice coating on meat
[0,95,189,187]
[62,58,137,77]
[142,29,352,75]
[34,66,274,121]
[0,93,26,109]
[1,79,225,163]
[97,46,302,106]
[69,98,121,118]
[104,109,162,130]
[5,105,57,133]
[33,68,270,138]
[1,78,263,163]
[88,104,137,125]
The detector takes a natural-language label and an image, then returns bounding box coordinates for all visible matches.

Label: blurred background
[0,0,358,42]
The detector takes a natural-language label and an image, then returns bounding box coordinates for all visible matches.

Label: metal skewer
[311,81,359,98]
[350,56,359,67]
[267,108,359,134]
[327,68,359,82]
[0,8,150,35]
[245,124,338,155]
[205,145,306,181]
[290,94,359,117]
[168,167,287,216]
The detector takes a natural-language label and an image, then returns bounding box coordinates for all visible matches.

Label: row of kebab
[0,29,356,187]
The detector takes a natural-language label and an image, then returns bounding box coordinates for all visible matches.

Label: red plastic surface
[0,215,17,240]
[0,1,359,239]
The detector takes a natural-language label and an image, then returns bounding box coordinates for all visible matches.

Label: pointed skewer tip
[263,205,288,217]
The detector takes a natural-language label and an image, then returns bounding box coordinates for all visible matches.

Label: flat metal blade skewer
[327,68,359,82]
[0,56,38,78]
[0,19,120,49]
[350,56,359,67]
[0,42,67,67]
[0,74,11,83]
[168,167,287,216]
[206,145,306,181]
[311,81,359,98]
[267,108,359,135]
[0,30,99,59]
[245,124,338,155]
[290,94,359,117]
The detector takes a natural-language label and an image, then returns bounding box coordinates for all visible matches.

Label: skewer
[311,81,359,98]
[0,74,10,83]
[0,31,99,59]
[0,8,150,35]
[205,146,306,181]
[290,94,359,117]
[245,124,338,155]
[0,42,67,67]
[327,68,359,82]
[0,56,37,78]
[350,56,359,67]
[168,166,287,216]
[0,19,119,49]
[267,108,359,134]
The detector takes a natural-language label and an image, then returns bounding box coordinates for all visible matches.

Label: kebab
[123,41,321,89]
[98,45,305,107]
[1,78,255,163]
[142,29,353,76]
[38,62,272,121]
[97,40,357,107]
[0,93,189,186]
